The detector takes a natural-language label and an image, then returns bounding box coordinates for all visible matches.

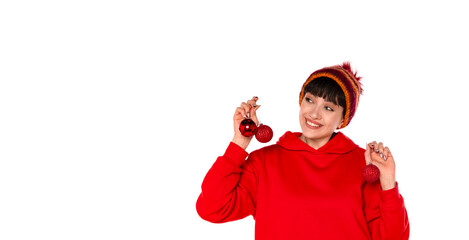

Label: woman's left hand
[365,141,397,191]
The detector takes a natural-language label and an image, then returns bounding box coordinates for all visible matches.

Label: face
[299,92,344,149]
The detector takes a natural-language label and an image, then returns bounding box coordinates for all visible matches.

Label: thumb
[364,143,371,165]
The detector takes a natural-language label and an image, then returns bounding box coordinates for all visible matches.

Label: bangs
[303,77,346,114]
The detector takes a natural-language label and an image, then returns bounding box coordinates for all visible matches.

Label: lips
[306,119,323,128]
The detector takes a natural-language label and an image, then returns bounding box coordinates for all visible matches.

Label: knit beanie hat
[299,62,363,129]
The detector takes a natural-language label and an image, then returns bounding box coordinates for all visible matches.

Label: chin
[301,125,333,140]
[302,131,326,140]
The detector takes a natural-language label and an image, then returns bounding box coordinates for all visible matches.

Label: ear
[338,110,345,128]
[337,118,344,129]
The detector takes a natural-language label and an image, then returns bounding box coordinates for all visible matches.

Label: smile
[306,119,323,128]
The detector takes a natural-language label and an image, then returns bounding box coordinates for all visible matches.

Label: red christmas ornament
[239,118,258,137]
[255,124,273,143]
[362,164,380,183]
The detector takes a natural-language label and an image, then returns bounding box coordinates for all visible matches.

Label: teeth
[307,121,321,127]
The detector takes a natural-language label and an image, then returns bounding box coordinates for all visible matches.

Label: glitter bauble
[255,124,273,143]
[362,164,380,183]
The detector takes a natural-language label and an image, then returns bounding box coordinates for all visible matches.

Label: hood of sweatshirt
[277,131,359,155]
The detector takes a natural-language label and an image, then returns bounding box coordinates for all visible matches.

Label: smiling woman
[196,62,410,240]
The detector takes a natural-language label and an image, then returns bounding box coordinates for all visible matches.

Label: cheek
[332,114,344,126]
[299,106,309,124]
[322,113,339,125]
[299,109,305,122]
[299,104,306,116]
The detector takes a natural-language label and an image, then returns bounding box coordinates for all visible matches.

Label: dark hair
[302,77,346,118]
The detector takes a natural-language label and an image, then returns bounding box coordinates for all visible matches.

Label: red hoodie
[196,131,410,240]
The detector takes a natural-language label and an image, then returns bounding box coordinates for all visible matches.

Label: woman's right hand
[231,96,261,150]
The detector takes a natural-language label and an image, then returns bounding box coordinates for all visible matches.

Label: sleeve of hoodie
[362,181,410,240]
[196,142,260,223]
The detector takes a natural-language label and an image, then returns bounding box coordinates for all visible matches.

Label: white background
[1,0,468,239]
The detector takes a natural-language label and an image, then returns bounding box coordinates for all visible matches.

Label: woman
[196,63,410,240]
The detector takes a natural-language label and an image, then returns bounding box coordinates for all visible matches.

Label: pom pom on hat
[299,62,363,129]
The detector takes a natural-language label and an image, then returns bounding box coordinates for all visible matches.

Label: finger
[368,143,384,164]
[368,141,380,158]
[364,143,371,165]
[246,101,256,118]
[370,150,382,164]
[378,142,385,157]
[246,96,259,107]
[368,141,378,151]
[240,102,252,118]
[250,105,261,125]
[372,141,379,153]
[383,146,391,161]
[385,147,394,162]
[235,107,247,119]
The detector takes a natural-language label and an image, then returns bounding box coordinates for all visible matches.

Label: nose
[309,105,321,119]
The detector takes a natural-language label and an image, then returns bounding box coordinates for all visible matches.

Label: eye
[325,106,334,111]
[306,97,313,103]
